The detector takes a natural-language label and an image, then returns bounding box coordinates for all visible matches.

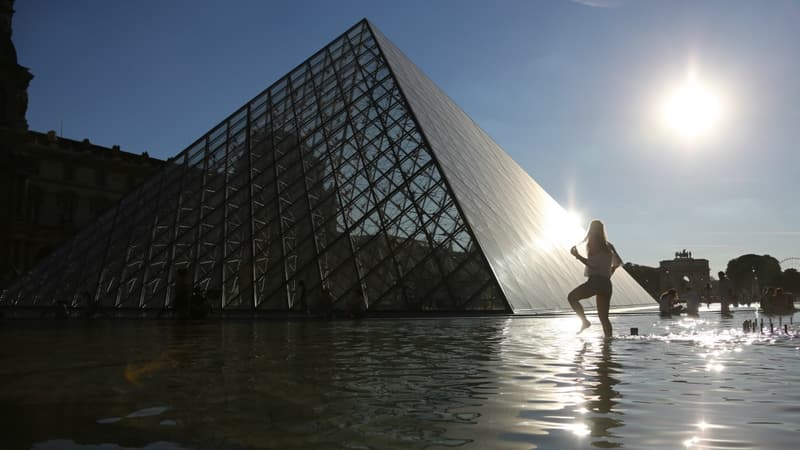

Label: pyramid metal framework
[0,20,651,314]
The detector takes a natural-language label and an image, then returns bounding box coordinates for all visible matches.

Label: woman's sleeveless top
[584,243,621,278]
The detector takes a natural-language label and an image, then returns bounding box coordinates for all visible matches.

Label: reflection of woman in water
[568,220,622,338]
[575,341,624,445]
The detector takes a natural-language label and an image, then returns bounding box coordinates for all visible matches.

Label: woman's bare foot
[577,320,591,334]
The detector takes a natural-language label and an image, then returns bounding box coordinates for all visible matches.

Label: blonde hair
[582,219,610,256]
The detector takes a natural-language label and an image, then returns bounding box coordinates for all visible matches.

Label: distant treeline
[725,254,799,294]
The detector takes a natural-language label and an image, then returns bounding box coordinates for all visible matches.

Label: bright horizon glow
[659,69,726,143]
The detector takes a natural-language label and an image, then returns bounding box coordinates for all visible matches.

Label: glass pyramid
[0,20,651,314]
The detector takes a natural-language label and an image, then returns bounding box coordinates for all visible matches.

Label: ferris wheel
[780,257,800,271]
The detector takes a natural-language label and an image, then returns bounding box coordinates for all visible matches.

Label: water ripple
[1,309,798,449]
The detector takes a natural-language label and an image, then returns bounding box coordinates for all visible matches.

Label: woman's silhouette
[568,220,622,338]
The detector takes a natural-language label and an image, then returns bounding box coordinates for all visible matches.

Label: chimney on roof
[112,144,120,151]
[46,130,57,143]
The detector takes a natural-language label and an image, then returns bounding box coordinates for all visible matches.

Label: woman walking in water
[568,220,622,338]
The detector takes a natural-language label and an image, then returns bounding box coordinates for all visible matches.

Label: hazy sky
[13,0,800,274]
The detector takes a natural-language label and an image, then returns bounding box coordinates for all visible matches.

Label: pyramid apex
[361,18,377,31]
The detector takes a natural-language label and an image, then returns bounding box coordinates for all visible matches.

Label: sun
[532,206,586,253]
[659,70,724,142]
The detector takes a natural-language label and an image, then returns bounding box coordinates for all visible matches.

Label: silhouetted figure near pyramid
[683,285,701,317]
[174,268,190,320]
[567,220,622,338]
[189,288,212,319]
[82,290,110,319]
[294,280,309,316]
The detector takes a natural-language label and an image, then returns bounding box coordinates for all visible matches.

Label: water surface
[2,308,798,449]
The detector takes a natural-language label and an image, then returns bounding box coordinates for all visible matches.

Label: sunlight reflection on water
[1,308,799,449]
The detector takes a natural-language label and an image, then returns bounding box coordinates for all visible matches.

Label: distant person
[40,299,70,319]
[658,289,683,317]
[657,289,672,316]
[773,288,785,310]
[189,288,211,319]
[348,283,367,320]
[81,290,109,319]
[785,290,797,312]
[567,219,622,338]
[683,285,701,317]
[704,283,713,308]
[773,288,794,313]
[54,300,70,319]
[761,287,775,310]
[174,268,191,319]
[320,285,335,320]
[295,280,310,316]
[730,288,740,307]
[749,272,760,307]
[718,272,733,317]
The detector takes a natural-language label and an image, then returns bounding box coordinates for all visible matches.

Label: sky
[13,0,800,275]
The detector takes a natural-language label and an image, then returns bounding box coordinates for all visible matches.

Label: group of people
[40,291,110,319]
[761,287,796,314]
[653,272,798,319]
[656,285,707,318]
[655,271,736,319]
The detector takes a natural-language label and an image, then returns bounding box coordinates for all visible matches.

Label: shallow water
[1,307,799,450]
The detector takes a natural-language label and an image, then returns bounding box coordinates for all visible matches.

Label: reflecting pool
[2,308,799,449]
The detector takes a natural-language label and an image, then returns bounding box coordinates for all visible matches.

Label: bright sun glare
[532,206,585,253]
[659,69,725,142]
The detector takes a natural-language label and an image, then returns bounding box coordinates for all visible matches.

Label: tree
[780,268,800,293]
[725,254,782,293]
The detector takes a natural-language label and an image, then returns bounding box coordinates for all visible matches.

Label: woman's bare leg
[568,283,595,333]
[596,293,612,338]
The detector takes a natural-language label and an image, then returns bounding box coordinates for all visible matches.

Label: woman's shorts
[579,276,612,297]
